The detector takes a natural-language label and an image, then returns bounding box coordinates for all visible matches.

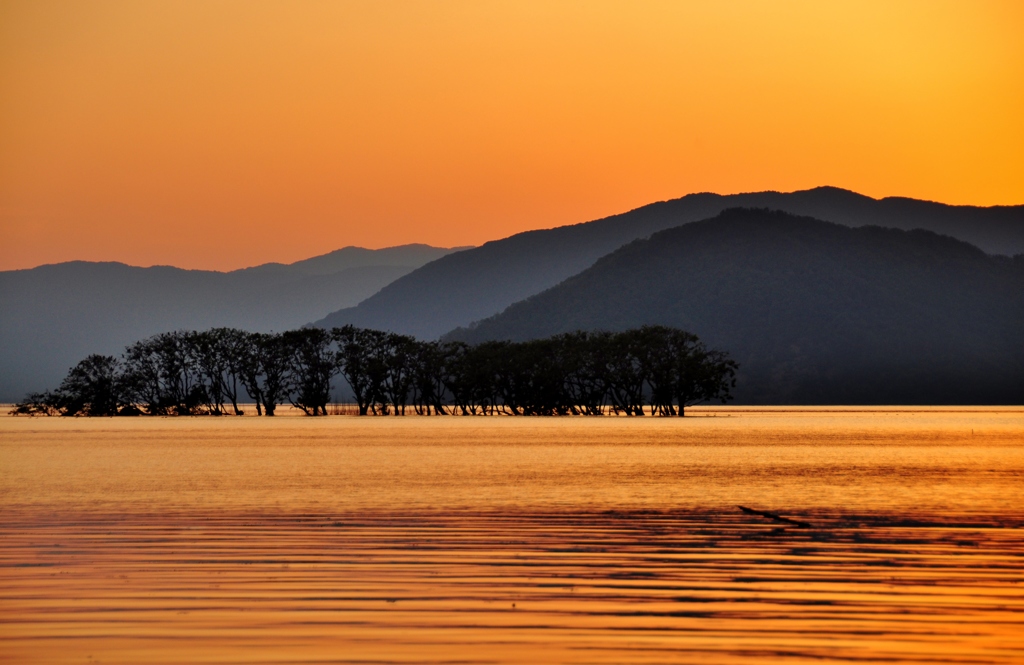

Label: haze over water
[2,408,1022,663]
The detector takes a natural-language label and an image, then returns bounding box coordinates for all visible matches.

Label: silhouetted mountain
[0,244,465,401]
[315,187,1024,340]
[447,209,1024,404]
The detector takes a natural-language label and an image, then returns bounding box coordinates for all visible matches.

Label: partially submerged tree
[11,354,125,417]
[251,332,290,417]
[333,325,385,416]
[14,324,737,416]
[284,328,338,416]
[193,328,248,415]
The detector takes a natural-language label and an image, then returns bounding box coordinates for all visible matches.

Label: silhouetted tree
[283,327,338,416]
[235,332,290,416]
[236,332,265,415]
[60,354,125,416]
[409,341,449,415]
[602,330,647,415]
[377,332,417,415]
[10,392,62,416]
[11,354,124,416]
[192,328,249,415]
[673,347,737,416]
[436,341,477,415]
[638,326,683,416]
[256,333,290,416]
[121,331,209,415]
[333,325,386,416]
[558,331,610,415]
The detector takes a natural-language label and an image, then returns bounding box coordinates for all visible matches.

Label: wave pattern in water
[2,410,1023,663]
[2,509,1022,664]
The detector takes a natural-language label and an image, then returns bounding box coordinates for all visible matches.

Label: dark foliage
[12,326,734,417]
[283,328,338,416]
[10,354,124,416]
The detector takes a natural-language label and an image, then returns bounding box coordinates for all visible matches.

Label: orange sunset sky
[1,1,1022,271]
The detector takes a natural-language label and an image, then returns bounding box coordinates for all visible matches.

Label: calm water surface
[1,408,1022,663]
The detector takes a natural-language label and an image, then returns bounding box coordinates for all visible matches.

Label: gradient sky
[1,1,1022,271]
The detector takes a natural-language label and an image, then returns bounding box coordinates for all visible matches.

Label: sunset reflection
[2,409,1022,663]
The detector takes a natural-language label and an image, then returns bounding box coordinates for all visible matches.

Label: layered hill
[0,244,465,401]
[315,187,1024,340]
[448,209,1024,405]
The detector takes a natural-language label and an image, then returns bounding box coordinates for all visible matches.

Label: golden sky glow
[1,0,1022,271]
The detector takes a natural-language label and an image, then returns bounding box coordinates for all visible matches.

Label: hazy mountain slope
[314,187,1024,340]
[238,244,471,277]
[0,244,462,401]
[447,209,1024,405]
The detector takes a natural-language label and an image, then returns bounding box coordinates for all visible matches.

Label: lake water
[1,408,1022,663]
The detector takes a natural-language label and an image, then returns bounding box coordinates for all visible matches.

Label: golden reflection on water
[1,408,1022,663]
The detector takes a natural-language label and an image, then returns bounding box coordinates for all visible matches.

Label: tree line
[11,325,737,417]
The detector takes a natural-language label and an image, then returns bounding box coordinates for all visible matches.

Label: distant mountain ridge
[0,244,466,401]
[447,209,1024,404]
[315,187,1024,340]
[232,244,471,276]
